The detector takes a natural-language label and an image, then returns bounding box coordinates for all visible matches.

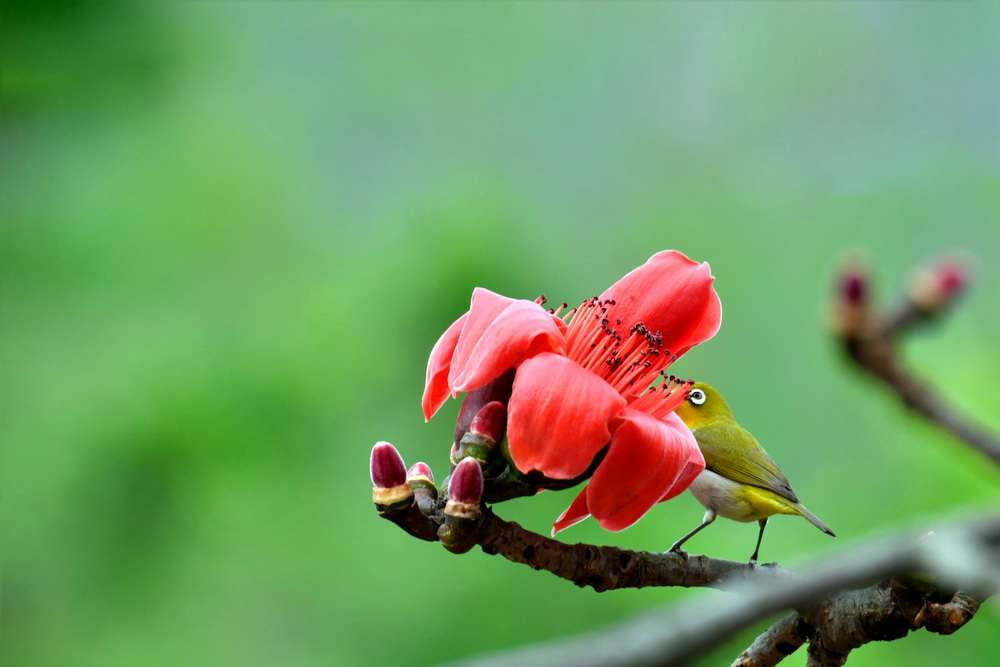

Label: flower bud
[445,458,484,521]
[452,402,507,472]
[447,458,484,508]
[407,462,437,515]
[833,262,871,338]
[370,442,413,508]
[470,401,507,442]
[842,270,867,306]
[440,459,485,554]
[453,369,515,447]
[371,442,406,488]
[406,461,435,485]
[936,264,966,296]
[911,261,967,313]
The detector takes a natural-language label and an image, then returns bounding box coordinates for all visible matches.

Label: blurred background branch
[833,258,1000,466]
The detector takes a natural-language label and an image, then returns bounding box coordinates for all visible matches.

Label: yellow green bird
[670,382,835,562]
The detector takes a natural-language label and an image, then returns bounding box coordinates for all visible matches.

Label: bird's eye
[689,389,706,405]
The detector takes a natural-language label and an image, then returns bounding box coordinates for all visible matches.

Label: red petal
[671,285,722,360]
[585,408,704,531]
[601,250,722,360]
[448,289,513,383]
[449,289,566,393]
[657,413,706,502]
[421,312,469,420]
[551,485,592,535]
[506,353,626,480]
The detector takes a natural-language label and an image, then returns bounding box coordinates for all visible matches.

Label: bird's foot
[667,545,689,561]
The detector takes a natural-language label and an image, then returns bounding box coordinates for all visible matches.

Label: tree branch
[373,475,998,666]
[378,490,773,592]
[732,613,808,667]
[436,513,1000,667]
[476,508,770,592]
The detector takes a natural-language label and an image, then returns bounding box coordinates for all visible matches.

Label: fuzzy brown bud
[833,263,871,338]
[911,261,967,313]
[842,270,867,306]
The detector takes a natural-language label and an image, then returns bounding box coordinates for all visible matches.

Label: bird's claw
[667,546,689,561]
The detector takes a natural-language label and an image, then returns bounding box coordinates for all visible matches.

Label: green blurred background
[3,2,998,665]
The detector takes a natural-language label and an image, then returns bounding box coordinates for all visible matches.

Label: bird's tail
[794,503,836,537]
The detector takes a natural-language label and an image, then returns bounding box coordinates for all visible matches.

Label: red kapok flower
[422,250,722,533]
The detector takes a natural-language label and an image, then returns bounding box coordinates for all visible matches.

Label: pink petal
[506,353,626,480]
[551,486,592,535]
[449,289,566,394]
[422,312,469,420]
[585,408,704,531]
[600,250,722,359]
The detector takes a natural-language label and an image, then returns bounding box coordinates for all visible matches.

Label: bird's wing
[695,421,800,503]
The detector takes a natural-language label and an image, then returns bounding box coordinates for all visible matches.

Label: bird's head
[674,382,733,428]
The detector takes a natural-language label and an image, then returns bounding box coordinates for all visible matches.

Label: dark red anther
[842,269,868,306]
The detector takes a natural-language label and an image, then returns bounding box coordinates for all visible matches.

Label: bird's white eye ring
[689,389,706,405]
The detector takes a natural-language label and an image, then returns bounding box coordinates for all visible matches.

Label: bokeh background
[4,2,999,666]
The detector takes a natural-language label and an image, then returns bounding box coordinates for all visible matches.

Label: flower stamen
[565,298,680,395]
[549,301,570,317]
[629,374,694,419]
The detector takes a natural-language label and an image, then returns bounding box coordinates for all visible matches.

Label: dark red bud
[842,270,867,306]
[406,462,434,484]
[453,368,515,446]
[910,259,969,312]
[935,263,966,297]
[470,401,507,442]
[449,458,484,504]
[370,442,407,489]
